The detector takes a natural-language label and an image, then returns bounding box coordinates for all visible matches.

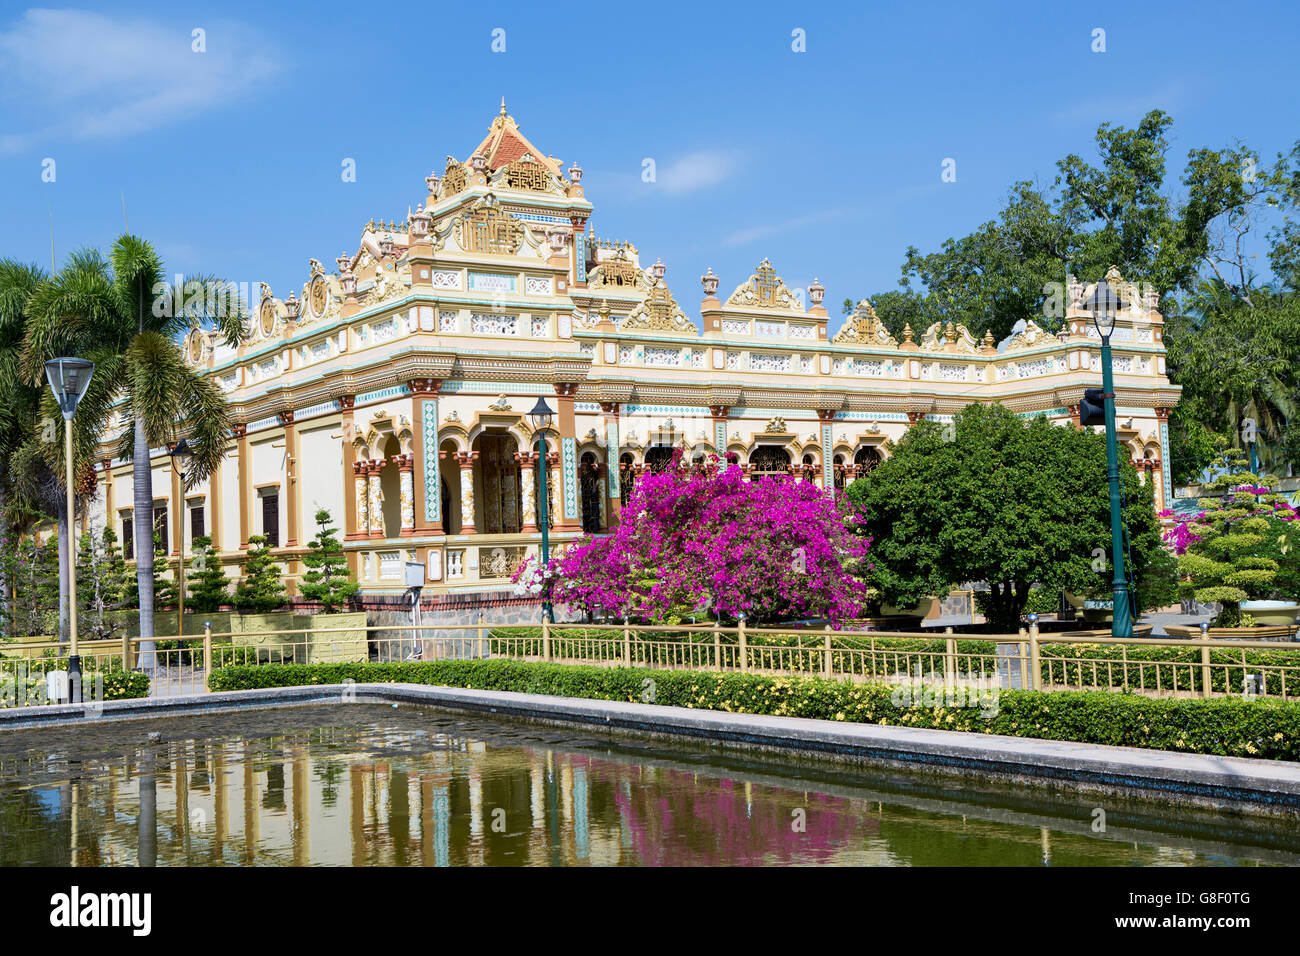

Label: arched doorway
[473,432,522,534]
[579,452,602,533]
[645,446,674,473]
[619,453,635,508]
[379,435,402,538]
[439,440,461,534]
[750,446,791,480]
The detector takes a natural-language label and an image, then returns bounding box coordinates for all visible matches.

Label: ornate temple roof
[467,98,564,176]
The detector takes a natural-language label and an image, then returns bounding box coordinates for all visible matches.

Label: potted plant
[229,534,296,660]
[295,509,367,663]
[1163,462,1300,639]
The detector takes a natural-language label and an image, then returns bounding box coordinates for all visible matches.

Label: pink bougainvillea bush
[515,451,871,625]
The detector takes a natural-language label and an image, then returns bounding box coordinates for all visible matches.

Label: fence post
[542,615,551,662]
[738,615,748,673]
[202,622,213,684]
[944,625,956,687]
[622,617,631,667]
[823,625,832,679]
[1199,621,1211,698]
[713,618,722,672]
[1028,617,1041,691]
[121,630,133,672]
[478,613,487,660]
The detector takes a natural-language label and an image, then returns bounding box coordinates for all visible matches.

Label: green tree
[846,403,1165,630]
[186,534,229,613]
[298,509,358,612]
[21,236,247,664]
[76,527,129,641]
[232,535,286,614]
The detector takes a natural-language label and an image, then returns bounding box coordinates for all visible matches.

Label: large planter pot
[1065,592,1113,623]
[292,611,369,663]
[228,611,299,663]
[1165,623,1299,642]
[1239,600,1300,627]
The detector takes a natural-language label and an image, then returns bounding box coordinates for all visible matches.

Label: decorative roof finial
[500,96,507,118]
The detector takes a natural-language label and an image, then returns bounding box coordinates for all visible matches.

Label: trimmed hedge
[207,658,1300,761]
[97,669,151,700]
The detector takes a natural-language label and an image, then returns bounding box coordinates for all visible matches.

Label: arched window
[833,454,846,491]
[750,446,791,479]
[853,446,882,478]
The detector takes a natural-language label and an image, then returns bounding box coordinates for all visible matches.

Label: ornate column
[515,452,539,533]
[600,402,622,529]
[1153,406,1172,512]
[553,383,581,531]
[456,451,479,534]
[101,459,115,537]
[547,451,561,530]
[351,462,370,543]
[168,441,183,555]
[209,459,222,551]
[410,379,443,534]
[367,460,384,539]
[278,409,299,548]
[816,409,836,493]
[233,423,250,550]
[340,396,361,548]
[394,453,416,535]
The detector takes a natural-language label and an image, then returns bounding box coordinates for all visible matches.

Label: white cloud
[655,148,739,195]
[0,8,281,154]
[721,208,846,247]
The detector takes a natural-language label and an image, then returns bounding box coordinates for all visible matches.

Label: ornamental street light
[529,396,556,624]
[1083,279,1135,639]
[45,356,94,704]
[169,438,193,636]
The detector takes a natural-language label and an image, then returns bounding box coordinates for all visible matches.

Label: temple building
[88,103,1181,603]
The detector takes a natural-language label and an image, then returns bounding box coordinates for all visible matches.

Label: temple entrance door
[579,452,602,533]
[474,433,522,534]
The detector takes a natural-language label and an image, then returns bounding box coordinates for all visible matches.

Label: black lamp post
[1083,279,1135,639]
[529,397,556,623]
[169,438,193,634]
[45,356,94,704]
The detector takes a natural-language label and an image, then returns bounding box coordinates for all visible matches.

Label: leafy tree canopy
[846,403,1166,630]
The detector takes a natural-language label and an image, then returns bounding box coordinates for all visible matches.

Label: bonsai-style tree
[299,509,358,612]
[1163,452,1300,626]
[846,402,1166,631]
[127,531,175,611]
[232,535,287,614]
[518,450,871,625]
[187,535,230,613]
[76,527,130,641]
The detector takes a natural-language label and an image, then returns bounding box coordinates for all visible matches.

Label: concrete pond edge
[3,683,1299,816]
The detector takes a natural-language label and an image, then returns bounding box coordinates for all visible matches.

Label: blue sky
[2,1,1298,332]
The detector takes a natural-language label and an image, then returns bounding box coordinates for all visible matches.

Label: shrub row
[207,659,1300,761]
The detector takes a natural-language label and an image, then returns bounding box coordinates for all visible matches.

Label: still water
[0,703,1296,866]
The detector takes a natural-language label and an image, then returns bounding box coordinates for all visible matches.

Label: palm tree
[0,260,49,630]
[22,235,246,665]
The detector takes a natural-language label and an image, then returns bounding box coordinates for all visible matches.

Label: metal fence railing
[3,618,1298,708]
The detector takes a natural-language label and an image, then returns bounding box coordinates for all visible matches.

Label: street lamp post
[169,438,193,636]
[529,397,556,624]
[1084,280,1135,639]
[45,357,95,704]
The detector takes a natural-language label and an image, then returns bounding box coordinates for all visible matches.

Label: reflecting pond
[1,704,1296,866]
